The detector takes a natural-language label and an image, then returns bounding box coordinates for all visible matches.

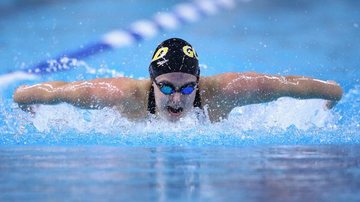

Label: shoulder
[95,77,151,119]
[90,77,150,86]
[199,72,262,83]
[114,77,151,101]
[82,77,151,105]
[199,72,262,92]
[198,72,264,120]
[89,77,151,92]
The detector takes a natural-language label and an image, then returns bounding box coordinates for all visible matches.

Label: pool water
[1,146,360,201]
[1,0,360,201]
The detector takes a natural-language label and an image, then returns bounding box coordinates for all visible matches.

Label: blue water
[1,0,360,201]
[1,146,360,201]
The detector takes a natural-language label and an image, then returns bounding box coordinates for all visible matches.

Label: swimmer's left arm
[216,72,343,109]
[277,77,343,109]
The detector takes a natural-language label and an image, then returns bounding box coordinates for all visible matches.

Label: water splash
[228,98,336,130]
[1,81,359,145]
[1,85,358,145]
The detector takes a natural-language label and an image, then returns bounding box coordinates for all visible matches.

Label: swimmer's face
[153,72,198,122]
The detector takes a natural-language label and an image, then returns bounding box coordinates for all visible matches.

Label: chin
[164,113,183,122]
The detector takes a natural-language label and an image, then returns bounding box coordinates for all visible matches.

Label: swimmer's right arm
[13,78,135,109]
[14,82,67,105]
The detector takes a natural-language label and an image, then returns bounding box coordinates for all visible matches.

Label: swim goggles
[154,81,197,95]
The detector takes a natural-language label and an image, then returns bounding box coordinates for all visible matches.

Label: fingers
[325,100,338,110]
[326,80,341,89]
[14,85,30,104]
[18,104,37,116]
[15,85,30,93]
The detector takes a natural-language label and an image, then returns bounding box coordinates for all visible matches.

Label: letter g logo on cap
[183,45,198,59]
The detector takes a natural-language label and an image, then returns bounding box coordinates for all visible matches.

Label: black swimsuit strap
[147,85,202,114]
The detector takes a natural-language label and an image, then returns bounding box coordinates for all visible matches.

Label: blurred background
[1,0,359,90]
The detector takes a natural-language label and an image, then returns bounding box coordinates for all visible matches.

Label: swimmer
[13,38,343,122]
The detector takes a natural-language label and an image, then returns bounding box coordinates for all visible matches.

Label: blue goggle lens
[157,82,196,95]
[180,86,195,95]
[160,85,175,95]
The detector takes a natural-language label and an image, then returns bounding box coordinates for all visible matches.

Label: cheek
[154,91,168,107]
[183,94,197,108]
[158,97,168,106]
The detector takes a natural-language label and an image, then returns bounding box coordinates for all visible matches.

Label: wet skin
[153,73,198,122]
[13,72,343,122]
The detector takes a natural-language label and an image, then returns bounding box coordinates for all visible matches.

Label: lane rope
[0,0,249,87]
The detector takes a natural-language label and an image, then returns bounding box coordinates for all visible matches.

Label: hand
[324,100,338,110]
[14,85,29,94]
[326,80,335,84]
[324,80,341,109]
[18,104,38,115]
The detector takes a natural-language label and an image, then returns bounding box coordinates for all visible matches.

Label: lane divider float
[0,0,250,87]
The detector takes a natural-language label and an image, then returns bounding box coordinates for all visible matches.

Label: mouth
[167,106,183,116]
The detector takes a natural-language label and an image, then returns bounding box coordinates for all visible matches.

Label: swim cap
[149,38,200,80]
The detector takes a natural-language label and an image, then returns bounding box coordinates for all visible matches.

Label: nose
[171,92,182,103]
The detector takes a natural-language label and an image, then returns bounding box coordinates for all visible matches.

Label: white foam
[228,98,335,130]
[27,97,336,136]
[4,85,358,145]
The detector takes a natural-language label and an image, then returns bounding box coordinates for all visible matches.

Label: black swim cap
[149,38,200,80]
